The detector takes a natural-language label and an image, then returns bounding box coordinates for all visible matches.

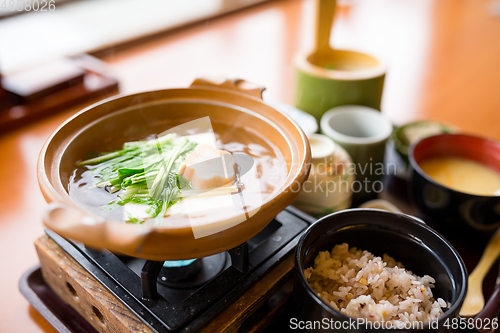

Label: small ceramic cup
[320,105,393,201]
[294,49,386,123]
[293,133,354,218]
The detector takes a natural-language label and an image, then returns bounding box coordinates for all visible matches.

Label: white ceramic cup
[320,105,393,201]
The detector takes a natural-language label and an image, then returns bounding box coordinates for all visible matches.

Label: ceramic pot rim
[38,87,312,230]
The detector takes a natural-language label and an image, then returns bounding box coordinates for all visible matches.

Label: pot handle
[43,203,152,253]
[190,77,266,99]
[475,284,500,333]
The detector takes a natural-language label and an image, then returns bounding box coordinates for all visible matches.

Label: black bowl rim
[408,133,500,199]
[294,208,468,328]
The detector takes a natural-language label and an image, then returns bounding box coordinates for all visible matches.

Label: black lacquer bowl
[409,134,500,240]
[293,209,467,332]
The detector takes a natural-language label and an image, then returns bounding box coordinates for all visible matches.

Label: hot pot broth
[68,121,287,227]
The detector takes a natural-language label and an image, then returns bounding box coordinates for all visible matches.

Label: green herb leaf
[78,134,195,224]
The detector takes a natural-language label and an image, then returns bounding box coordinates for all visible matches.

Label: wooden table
[1,0,499,331]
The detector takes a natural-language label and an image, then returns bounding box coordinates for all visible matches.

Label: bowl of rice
[293,209,467,332]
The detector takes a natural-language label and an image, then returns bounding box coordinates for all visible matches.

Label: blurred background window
[0,0,268,74]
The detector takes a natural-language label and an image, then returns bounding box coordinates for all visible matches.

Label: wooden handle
[475,284,500,333]
[460,228,500,317]
[471,228,500,286]
[314,0,336,54]
[190,77,265,99]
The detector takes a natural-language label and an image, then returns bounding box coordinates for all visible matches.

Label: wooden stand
[34,235,294,333]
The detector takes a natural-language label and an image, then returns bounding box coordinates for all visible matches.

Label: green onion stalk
[77,134,196,224]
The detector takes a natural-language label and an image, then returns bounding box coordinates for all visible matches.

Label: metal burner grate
[45,206,313,332]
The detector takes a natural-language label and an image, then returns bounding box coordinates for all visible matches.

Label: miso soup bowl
[293,209,467,333]
[409,134,500,238]
[37,78,311,261]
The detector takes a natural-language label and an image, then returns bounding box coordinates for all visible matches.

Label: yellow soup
[419,157,500,196]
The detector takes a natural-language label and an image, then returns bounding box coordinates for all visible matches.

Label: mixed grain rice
[304,243,448,326]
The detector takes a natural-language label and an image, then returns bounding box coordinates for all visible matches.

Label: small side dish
[393,121,457,161]
[304,243,447,325]
[293,133,354,218]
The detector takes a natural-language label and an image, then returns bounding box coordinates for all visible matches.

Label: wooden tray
[19,265,98,333]
[0,57,118,134]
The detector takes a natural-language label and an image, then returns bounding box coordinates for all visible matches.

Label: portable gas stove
[21,206,314,333]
